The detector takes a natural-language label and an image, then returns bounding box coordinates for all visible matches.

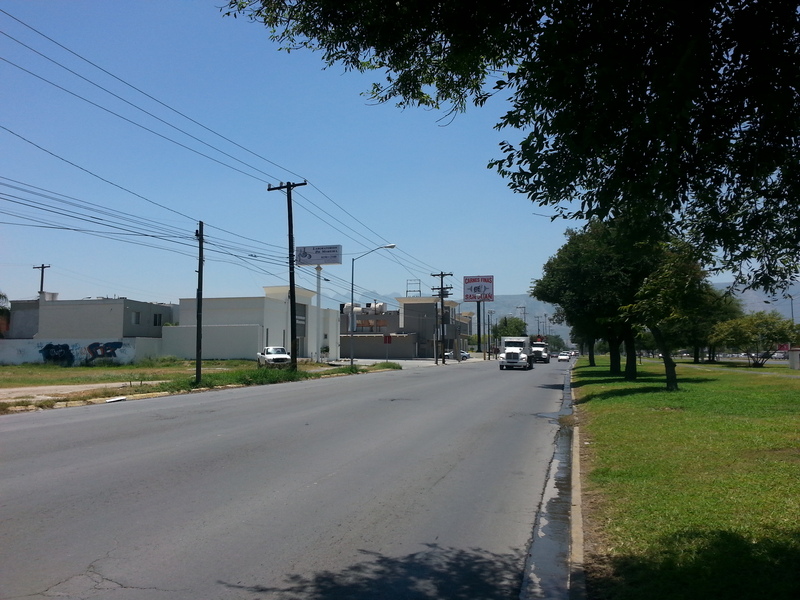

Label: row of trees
[532,221,798,390]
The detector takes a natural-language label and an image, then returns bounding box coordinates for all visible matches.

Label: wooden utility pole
[33,264,50,295]
[195,222,204,385]
[431,272,453,364]
[268,181,307,371]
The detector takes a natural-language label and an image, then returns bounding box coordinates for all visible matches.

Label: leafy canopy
[493,315,527,338]
[226,0,800,292]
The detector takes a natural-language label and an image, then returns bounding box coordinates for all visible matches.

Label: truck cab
[498,337,533,370]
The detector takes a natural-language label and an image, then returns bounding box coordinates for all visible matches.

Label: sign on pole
[296,245,342,265]
[463,275,494,302]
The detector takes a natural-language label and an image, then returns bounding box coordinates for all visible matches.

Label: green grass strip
[575,357,800,599]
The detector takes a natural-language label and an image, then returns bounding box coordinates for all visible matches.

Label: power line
[0,10,457,297]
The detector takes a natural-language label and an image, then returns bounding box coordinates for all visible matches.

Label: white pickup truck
[256,346,291,367]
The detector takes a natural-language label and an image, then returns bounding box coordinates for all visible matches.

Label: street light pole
[350,244,396,367]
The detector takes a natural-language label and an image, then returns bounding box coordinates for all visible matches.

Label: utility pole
[487,309,495,358]
[195,222,204,385]
[431,272,453,364]
[33,264,50,295]
[516,305,528,333]
[268,181,307,371]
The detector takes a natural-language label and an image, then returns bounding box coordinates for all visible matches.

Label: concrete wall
[177,296,288,355]
[121,300,174,338]
[345,333,417,360]
[0,338,155,365]
[6,300,39,339]
[178,297,266,327]
[35,299,173,339]
[39,300,124,338]
[398,301,438,358]
[3,290,341,363]
[161,324,262,360]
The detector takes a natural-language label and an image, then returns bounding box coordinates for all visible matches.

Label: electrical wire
[0,9,459,300]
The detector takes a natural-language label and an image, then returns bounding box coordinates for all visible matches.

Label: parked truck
[530,340,550,363]
[498,336,533,370]
[256,346,291,367]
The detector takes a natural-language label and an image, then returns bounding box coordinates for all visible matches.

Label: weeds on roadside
[0,360,403,414]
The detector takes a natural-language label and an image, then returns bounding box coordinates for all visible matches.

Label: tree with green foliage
[492,316,527,339]
[659,287,744,363]
[622,240,716,390]
[710,311,798,367]
[226,0,800,293]
[543,333,567,353]
[532,220,665,379]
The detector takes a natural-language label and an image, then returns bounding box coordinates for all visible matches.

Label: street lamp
[350,244,396,366]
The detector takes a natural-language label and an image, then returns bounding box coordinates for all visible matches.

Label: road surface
[0,359,571,599]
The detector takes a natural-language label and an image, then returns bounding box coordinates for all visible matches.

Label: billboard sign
[463,275,494,302]
[296,245,342,265]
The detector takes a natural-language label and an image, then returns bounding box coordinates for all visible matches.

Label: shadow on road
[219,544,524,599]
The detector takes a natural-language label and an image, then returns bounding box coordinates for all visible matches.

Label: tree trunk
[608,332,622,375]
[651,325,679,391]
[588,338,596,366]
[624,327,637,380]
[693,345,701,364]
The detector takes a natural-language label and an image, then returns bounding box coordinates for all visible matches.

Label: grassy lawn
[0,359,401,413]
[575,357,800,600]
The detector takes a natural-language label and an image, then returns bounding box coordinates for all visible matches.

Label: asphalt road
[0,359,571,600]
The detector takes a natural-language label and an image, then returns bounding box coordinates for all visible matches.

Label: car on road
[444,350,470,360]
[557,351,571,362]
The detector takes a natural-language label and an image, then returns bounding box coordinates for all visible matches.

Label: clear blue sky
[1,1,579,310]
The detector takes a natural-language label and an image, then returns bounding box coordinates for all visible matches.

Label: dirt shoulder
[0,382,164,403]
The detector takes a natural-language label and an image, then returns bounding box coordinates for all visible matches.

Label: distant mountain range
[713,282,798,322]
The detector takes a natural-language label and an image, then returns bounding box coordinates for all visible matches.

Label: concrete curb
[570,424,586,599]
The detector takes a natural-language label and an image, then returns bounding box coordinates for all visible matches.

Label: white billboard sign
[296,245,342,265]
[463,275,494,302]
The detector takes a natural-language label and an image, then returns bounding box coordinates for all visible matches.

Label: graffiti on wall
[86,341,124,361]
[39,343,75,366]
[35,340,130,366]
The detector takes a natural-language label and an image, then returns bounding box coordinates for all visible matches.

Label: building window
[132,311,141,325]
[153,313,162,326]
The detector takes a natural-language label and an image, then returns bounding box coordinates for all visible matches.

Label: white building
[0,287,340,365]
[162,286,340,361]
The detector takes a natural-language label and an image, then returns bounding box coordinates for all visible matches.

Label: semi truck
[498,336,534,370]
[531,340,551,363]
